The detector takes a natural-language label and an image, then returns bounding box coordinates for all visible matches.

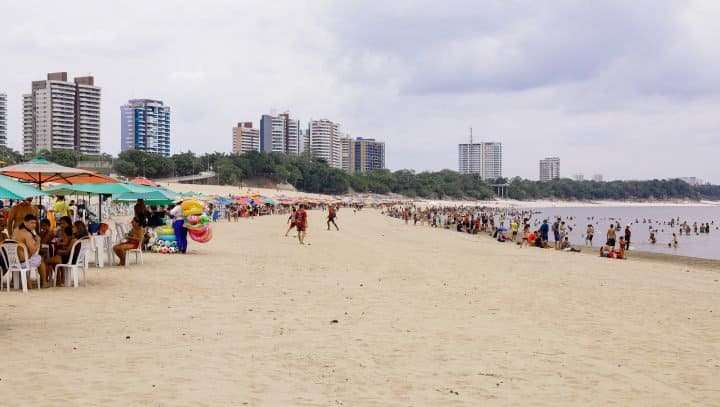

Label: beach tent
[0,174,46,200]
[131,177,157,186]
[0,158,117,189]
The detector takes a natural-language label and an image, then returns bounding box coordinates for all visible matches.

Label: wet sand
[1,209,718,405]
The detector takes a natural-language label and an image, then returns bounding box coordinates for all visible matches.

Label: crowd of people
[0,194,222,289]
[381,205,718,260]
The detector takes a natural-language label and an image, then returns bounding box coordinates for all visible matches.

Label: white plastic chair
[53,238,91,288]
[1,241,41,293]
[125,246,143,267]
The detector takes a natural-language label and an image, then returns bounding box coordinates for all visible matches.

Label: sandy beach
[2,209,719,405]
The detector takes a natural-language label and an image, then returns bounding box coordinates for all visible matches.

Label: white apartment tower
[232,122,260,154]
[539,157,561,181]
[308,119,343,169]
[259,112,304,155]
[0,93,7,146]
[458,142,503,180]
[23,72,101,155]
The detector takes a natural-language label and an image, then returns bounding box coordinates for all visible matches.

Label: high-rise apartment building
[458,142,502,180]
[23,72,101,155]
[347,137,385,174]
[539,157,560,181]
[341,136,353,173]
[308,119,342,169]
[232,122,260,154]
[120,99,171,157]
[259,112,304,155]
[0,93,7,146]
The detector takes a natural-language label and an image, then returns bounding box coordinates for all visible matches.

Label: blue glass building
[121,99,171,157]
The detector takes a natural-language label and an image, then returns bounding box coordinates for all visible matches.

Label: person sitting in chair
[13,214,48,288]
[113,217,144,266]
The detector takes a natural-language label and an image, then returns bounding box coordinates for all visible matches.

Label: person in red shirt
[295,204,308,245]
[327,205,339,231]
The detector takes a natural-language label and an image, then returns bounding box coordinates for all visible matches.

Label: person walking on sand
[295,204,308,245]
[327,204,339,231]
[284,206,297,237]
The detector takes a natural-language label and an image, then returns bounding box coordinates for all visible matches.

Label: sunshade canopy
[0,158,117,186]
[45,182,156,196]
[0,174,46,200]
[115,189,179,206]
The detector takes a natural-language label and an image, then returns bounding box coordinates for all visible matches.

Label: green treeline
[1,146,718,200]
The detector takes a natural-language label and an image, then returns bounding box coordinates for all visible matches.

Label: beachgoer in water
[585,224,594,246]
[606,225,616,248]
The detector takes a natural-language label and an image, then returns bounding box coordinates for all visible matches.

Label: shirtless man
[7,198,39,237]
[13,214,48,288]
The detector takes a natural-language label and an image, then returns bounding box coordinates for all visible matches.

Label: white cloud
[1,0,720,182]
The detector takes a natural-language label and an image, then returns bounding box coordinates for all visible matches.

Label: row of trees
[1,146,718,200]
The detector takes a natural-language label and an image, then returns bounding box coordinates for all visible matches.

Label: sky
[2,0,720,182]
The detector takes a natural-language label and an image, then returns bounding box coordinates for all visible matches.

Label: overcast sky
[2,0,720,181]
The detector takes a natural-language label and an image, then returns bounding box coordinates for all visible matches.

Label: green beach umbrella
[0,174,46,200]
[45,182,157,196]
[115,189,178,206]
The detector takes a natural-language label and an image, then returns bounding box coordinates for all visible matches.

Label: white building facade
[308,119,343,169]
[458,142,502,180]
[259,112,304,155]
[23,72,101,154]
[539,157,561,181]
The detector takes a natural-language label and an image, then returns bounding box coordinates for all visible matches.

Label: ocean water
[528,206,720,260]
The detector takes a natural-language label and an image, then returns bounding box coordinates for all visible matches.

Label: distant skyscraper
[232,122,260,154]
[120,99,171,157]
[458,142,502,180]
[0,92,6,146]
[308,119,343,169]
[573,174,585,181]
[341,136,353,173]
[539,157,561,181]
[259,112,303,155]
[592,174,604,182]
[348,137,385,174]
[23,72,101,155]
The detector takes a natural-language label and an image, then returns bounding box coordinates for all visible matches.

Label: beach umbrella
[0,174,46,200]
[0,158,117,188]
[45,182,156,196]
[131,176,157,186]
[115,189,178,206]
[45,182,159,222]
